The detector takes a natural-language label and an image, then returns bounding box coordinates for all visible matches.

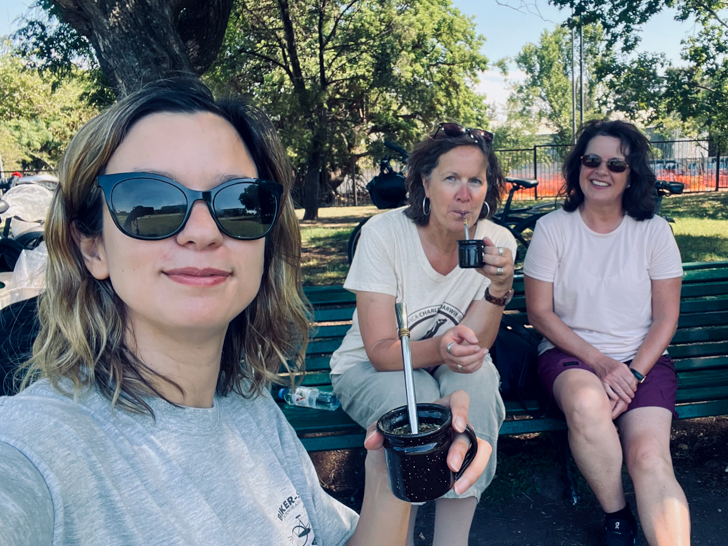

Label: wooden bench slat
[680,297,728,314]
[682,266,728,283]
[314,308,355,322]
[673,355,728,372]
[671,326,728,344]
[678,311,728,328]
[676,386,728,403]
[681,282,728,298]
[669,340,728,358]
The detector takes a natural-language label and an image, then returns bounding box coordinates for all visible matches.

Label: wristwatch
[484,286,514,306]
[630,368,646,383]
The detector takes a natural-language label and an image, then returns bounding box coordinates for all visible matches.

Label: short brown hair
[404,133,505,226]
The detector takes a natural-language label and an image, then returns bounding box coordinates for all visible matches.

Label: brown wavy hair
[404,130,505,226]
[20,78,310,414]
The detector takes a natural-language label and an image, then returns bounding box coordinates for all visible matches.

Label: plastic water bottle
[279,387,341,411]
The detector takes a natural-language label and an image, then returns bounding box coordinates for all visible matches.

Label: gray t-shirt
[0,380,358,545]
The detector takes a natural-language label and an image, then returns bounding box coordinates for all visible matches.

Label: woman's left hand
[363,390,492,496]
[477,237,514,293]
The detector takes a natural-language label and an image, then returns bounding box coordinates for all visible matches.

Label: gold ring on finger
[496,266,503,276]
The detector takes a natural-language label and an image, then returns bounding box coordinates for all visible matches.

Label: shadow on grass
[673,233,728,263]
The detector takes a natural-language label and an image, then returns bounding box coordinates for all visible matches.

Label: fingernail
[364,430,375,444]
[454,479,469,495]
[451,453,463,470]
[454,416,466,432]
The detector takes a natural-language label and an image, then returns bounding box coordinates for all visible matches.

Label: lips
[163,267,230,286]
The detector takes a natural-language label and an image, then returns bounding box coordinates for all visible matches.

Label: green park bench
[275,261,728,497]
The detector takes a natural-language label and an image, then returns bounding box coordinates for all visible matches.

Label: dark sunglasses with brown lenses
[580,154,629,173]
[433,122,493,144]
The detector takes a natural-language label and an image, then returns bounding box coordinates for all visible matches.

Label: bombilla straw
[395,302,419,434]
[463,215,470,240]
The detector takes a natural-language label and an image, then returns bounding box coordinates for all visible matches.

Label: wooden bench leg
[548,430,580,506]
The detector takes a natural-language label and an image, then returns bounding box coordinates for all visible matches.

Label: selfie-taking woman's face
[423,145,488,235]
[82,112,265,338]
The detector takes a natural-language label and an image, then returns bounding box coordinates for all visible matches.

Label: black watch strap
[630,368,646,383]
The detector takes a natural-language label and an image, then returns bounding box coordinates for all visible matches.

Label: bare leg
[406,505,419,546]
[553,369,626,512]
[618,407,690,546]
[432,497,478,546]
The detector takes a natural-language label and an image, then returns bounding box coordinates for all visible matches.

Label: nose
[175,200,224,249]
[455,181,471,201]
[594,158,610,175]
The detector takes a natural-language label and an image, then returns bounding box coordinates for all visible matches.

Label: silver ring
[457,364,463,371]
[497,247,504,257]
[446,342,456,355]
[496,266,503,276]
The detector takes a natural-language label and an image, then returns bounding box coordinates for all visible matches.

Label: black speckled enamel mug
[458,239,485,268]
[376,403,478,502]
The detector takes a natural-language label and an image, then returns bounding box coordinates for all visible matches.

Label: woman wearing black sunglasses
[330,123,515,545]
[524,120,689,546]
[0,79,490,545]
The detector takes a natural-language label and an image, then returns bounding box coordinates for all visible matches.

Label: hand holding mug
[477,237,514,292]
[368,390,493,502]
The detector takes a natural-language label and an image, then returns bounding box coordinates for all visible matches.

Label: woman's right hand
[593,354,639,405]
[439,325,488,374]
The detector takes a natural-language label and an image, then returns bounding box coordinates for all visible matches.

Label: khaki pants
[332,355,505,501]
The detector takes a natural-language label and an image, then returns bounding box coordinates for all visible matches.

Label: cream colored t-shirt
[329,207,517,377]
[523,208,682,362]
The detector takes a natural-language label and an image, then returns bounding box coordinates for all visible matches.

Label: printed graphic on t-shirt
[409,303,464,339]
[276,494,317,545]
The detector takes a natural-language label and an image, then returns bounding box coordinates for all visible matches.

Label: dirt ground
[311,416,728,545]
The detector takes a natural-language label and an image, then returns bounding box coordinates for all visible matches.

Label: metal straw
[395,302,419,434]
[463,217,470,240]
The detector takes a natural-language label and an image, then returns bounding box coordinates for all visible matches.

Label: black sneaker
[601,517,637,546]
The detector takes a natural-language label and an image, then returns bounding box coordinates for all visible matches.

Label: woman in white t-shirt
[330,124,517,546]
[524,120,689,546]
[0,80,492,546]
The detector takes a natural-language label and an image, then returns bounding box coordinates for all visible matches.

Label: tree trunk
[52,0,234,95]
[302,149,322,221]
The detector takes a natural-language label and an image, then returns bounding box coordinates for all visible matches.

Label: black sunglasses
[433,123,493,144]
[580,154,629,173]
[96,172,283,241]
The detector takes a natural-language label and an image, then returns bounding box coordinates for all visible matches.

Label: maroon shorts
[538,348,678,419]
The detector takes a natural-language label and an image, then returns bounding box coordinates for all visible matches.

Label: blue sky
[1,0,700,115]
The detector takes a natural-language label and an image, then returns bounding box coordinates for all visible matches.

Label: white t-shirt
[523,208,682,362]
[329,207,517,376]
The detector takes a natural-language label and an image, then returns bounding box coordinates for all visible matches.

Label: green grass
[298,193,728,286]
[299,225,354,286]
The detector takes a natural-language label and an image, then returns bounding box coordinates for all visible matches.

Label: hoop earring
[482,201,491,218]
[423,196,431,216]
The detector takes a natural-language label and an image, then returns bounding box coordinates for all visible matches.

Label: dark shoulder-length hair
[561,119,657,220]
[404,130,505,226]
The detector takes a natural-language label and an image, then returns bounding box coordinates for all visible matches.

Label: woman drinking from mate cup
[524,119,690,546]
[330,122,516,546]
[0,79,489,546]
